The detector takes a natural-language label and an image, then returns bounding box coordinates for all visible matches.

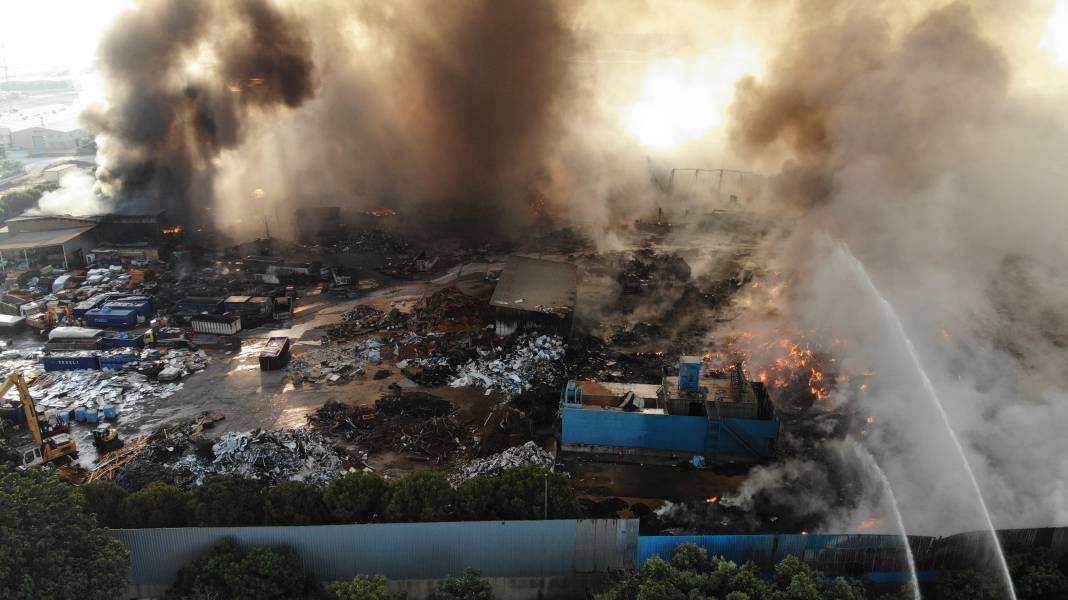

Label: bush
[429,569,494,600]
[385,470,457,523]
[166,538,313,600]
[189,475,264,526]
[324,472,391,523]
[264,480,329,526]
[333,574,405,600]
[458,466,577,521]
[82,480,129,528]
[122,481,192,528]
[0,468,129,599]
[596,544,865,600]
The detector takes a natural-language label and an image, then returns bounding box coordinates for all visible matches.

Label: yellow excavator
[1,372,78,467]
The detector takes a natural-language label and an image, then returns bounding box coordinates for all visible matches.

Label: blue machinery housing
[561,357,780,460]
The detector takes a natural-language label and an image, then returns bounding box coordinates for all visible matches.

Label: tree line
[84,466,578,529]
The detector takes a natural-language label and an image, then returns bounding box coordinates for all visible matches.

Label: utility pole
[543,472,548,520]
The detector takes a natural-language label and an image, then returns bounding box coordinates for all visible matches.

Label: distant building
[490,256,579,337]
[0,215,97,271]
[0,127,11,150]
[9,125,87,155]
[561,357,780,462]
[42,163,80,182]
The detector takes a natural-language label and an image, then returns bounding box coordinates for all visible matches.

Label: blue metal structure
[561,407,778,459]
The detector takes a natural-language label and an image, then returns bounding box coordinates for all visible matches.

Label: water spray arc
[851,441,921,600]
[838,242,1017,600]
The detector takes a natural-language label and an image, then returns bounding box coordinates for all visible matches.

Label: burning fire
[365,208,397,217]
[858,518,882,531]
[162,225,183,235]
[865,416,876,425]
[705,496,719,504]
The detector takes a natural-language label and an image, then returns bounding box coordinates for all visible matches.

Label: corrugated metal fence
[112,519,638,588]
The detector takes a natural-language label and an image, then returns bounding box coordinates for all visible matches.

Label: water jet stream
[852,441,921,600]
[838,242,1017,600]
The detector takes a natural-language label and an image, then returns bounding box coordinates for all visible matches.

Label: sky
[0,0,134,77]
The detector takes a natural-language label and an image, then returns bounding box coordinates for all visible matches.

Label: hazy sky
[1,0,134,76]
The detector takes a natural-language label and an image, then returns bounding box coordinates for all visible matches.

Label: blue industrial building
[561,357,780,461]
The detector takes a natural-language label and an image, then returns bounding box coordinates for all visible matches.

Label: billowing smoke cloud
[722,0,1068,536]
[32,171,114,217]
[84,0,315,222]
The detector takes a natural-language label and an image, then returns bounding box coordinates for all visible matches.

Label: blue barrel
[103,405,119,420]
[58,412,71,424]
[84,409,99,424]
[74,406,87,422]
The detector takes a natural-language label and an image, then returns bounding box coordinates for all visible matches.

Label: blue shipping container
[99,354,138,370]
[102,333,146,348]
[85,308,138,328]
[102,299,153,317]
[175,297,223,314]
[43,355,100,371]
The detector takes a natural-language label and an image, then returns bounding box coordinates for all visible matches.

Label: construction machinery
[0,372,78,467]
[91,424,123,453]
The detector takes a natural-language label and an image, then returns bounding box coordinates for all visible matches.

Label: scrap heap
[173,429,344,486]
[449,441,557,486]
[308,393,474,464]
[449,333,566,396]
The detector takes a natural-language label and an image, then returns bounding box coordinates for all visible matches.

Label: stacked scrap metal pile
[0,348,208,419]
[173,429,343,485]
[449,333,566,396]
[308,394,474,464]
[449,441,556,486]
[287,338,384,384]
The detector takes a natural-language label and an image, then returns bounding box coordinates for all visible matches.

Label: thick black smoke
[85,0,315,223]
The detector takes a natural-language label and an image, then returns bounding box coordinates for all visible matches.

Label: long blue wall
[562,408,708,453]
[561,408,779,459]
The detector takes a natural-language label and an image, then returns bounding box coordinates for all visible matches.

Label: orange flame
[858,518,882,530]
[706,496,719,504]
[162,225,183,235]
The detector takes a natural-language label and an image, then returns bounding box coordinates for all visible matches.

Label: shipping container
[249,296,274,316]
[101,298,153,318]
[191,313,242,336]
[43,355,100,371]
[223,295,256,315]
[259,337,291,370]
[46,337,104,352]
[102,332,146,348]
[99,354,139,370]
[175,297,223,314]
[85,307,139,328]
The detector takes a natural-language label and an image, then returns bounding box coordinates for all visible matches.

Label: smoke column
[724,0,1068,535]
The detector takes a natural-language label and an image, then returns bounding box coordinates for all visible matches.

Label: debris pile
[0,348,209,418]
[449,333,566,395]
[173,429,343,485]
[449,441,556,485]
[308,394,474,464]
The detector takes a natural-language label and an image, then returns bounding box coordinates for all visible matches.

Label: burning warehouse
[490,255,578,337]
[561,356,780,462]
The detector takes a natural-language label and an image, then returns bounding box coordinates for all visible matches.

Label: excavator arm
[0,372,42,446]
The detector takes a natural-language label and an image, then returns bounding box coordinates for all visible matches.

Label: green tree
[1009,548,1068,600]
[333,574,405,600]
[223,545,307,600]
[122,481,192,528]
[82,480,129,528]
[166,538,312,600]
[385,470,458,523]
[188,475,264,526]
[458,466,577,521]
[0,468,129,600]
[0,184,56,221]
[264,480,329,526]
[429,569,494,600]
[324,471,391,523]
[596,544,865,600]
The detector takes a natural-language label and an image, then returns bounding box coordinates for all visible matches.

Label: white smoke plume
[32,172,114,217]
[721,0,1068,535]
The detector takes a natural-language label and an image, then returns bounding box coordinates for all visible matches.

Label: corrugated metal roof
[112,519,638,586]
[0,226,94,251]
[490,256,578,314]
